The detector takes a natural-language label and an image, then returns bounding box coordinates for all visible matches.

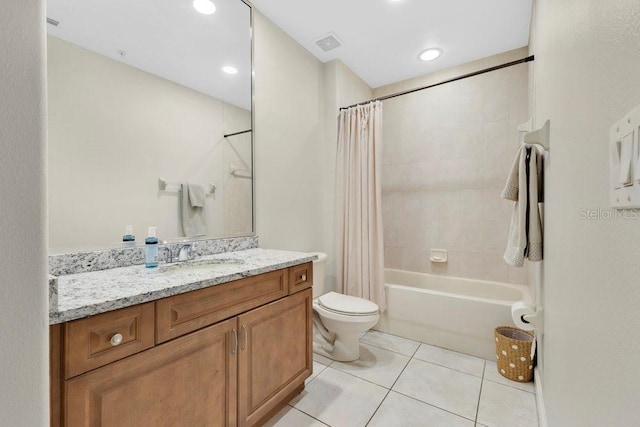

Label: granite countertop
[50,248,316,324]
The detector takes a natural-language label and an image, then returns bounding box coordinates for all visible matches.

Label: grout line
[409,356,485,379]
[482,376,536,394]
[359,334,421,358]
[294,364,390,427]
[305,363,329,385]
[358,341,419,358]
[364,389,392,426]
[357,341,416,360]
[409,342,420,358]
[390,389,478,423]
[389,352,413,391]
[307,332,518,426]
[322,365,392,391]
[312,357,333,368]
[385,347,478,423]
[287,405,331,426]
[474,361,487,425]
[364,342,416,427]
[365,331,489,367]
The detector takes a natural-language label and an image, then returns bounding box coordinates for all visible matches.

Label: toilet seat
[317,292,378,316]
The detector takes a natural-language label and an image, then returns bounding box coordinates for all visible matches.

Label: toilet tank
[308,252,328,298]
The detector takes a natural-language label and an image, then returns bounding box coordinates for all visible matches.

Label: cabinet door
[238,289,312,426]
[66,318,238,427]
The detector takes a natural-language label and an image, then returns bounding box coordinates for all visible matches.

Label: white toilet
[310,252,380,362]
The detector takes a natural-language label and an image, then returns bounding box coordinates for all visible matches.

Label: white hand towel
[181,183,207,237]
[502,146,522,202]
[503,146,544,267]
[188,183,205,207]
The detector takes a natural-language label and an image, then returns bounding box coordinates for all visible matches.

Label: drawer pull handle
[301,274,307,282]
[110,333,123,347]
[241,324,247,351]
[231,328,238,355]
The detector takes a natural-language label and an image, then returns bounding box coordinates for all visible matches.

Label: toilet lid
[318,292,379,315]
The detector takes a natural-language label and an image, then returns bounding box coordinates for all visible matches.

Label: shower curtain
[335,101,386,311]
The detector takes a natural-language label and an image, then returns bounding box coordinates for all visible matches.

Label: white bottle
[145,227,159,268]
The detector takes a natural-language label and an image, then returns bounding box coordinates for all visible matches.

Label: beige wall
[321,60,374,292]
[253,12,325,252]
[532,0,640,425]
[253,13,373,275]
[0,0,49,424]
[47,37,252,253]
[378,54,529,286]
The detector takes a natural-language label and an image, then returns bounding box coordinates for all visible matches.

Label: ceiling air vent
[314,33,342,52]
[47,17,60,26]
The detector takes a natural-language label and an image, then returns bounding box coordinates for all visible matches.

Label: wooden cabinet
[66,318,237,427]
[65,302,155,378]
[238,289,312,426]
[287,262,312,294]
[156,269,288,344]
[51,265,312,427]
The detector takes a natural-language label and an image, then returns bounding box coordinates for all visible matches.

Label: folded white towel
[188,183,205,207]
[181,183,207,237]
[503,145,544,267]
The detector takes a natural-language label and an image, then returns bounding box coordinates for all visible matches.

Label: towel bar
[158,178,216,194]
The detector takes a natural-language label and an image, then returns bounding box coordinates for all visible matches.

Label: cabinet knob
[110,333,123,347]
[301,274,307,282]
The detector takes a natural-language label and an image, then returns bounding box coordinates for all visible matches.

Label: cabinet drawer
[65,302,155,379]
[288,262,313,294]
[156,269,288,343]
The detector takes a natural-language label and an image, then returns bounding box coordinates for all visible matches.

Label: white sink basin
[158,259,245,275]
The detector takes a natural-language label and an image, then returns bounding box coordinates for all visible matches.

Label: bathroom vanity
[49,249,314,427]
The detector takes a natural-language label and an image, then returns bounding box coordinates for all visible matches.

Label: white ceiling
[46,0,252,110]
[251,0,533,89]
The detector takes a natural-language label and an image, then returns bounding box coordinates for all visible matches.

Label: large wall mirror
[46,0,253,254]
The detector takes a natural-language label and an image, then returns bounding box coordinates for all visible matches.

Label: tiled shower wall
[381,63,529,285]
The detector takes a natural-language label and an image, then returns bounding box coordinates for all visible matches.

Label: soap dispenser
[145,227,159,268]
[122,225,135,245]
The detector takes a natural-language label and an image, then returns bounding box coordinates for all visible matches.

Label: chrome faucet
[159,245,173,263]
[177,244,193,262]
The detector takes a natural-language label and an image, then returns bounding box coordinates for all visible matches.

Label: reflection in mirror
[46,0,253,254]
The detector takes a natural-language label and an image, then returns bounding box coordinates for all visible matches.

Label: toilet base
[313,329,362,362]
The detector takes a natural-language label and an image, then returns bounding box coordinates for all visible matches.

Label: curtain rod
[339,55,535,111]
[223,129,252,138]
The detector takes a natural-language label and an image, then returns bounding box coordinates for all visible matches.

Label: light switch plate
[610,104,640,208]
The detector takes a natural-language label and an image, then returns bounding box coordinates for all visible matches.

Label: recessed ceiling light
[222,66,238,75]
[193,0,216,15]
[419,48,442,62]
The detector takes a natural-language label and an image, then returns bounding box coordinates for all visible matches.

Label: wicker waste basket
[494,326,535,382]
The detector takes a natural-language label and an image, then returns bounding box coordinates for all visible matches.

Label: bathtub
[375,269,531,360]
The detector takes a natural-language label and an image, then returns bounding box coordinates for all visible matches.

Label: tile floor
[265,331,538,427]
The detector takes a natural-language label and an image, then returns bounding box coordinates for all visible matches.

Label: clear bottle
[122,225,135,246]
[145,227,159,268]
